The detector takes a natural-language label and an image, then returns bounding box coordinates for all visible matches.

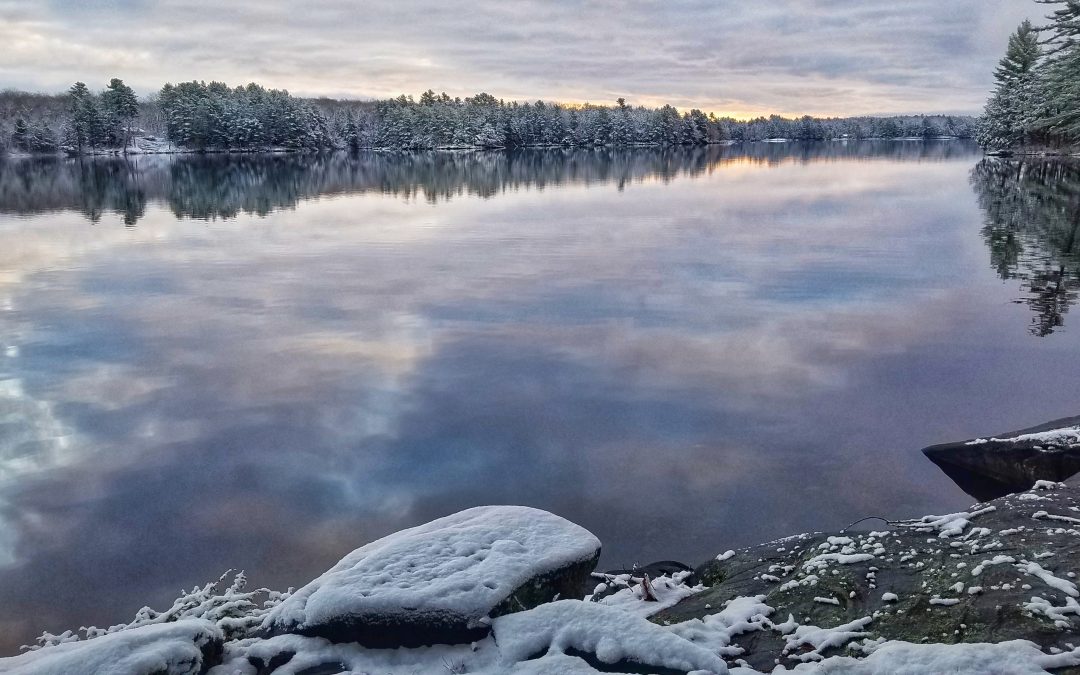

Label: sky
[0,0,1038,117]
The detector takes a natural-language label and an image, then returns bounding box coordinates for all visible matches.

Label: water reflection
[3,142,1080,656]
[1,140,972,224]
[970,157,1080,336]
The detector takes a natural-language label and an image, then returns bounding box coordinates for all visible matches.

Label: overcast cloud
[0,0,1036,118]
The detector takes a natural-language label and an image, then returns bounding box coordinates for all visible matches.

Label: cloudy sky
[0,0,1036,116]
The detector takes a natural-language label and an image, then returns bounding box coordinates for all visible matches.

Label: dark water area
[0,141,1078,653]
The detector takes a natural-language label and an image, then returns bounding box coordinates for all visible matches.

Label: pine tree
[977,20,1044,149]
[12,118,29,151]
[67,82,93,153]
[1032,0,1080,143]
[102,78,140,152]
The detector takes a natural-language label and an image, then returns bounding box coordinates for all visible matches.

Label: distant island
[0,81,975,156]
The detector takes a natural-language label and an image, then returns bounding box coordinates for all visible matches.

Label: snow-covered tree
[1031,0,1080,144]
[977,20,1044,149]
[102,78,139,152]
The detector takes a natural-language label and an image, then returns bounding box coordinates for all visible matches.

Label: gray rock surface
[655,480,1080,672]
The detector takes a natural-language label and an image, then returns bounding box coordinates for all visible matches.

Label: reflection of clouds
[8,146,1074,654]
[0,377,76,488]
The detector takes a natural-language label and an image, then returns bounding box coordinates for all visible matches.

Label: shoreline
[5,417,1080,673]
[0,136,977,160]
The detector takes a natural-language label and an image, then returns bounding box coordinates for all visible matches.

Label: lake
[1,142,1078,654]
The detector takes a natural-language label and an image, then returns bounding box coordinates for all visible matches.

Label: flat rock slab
[0,620,222,675]
[924,415,1080,500]
[655,482,1080,672]
[263,505,601,647]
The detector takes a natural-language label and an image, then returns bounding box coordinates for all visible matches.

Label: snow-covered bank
[10,485,1080,674]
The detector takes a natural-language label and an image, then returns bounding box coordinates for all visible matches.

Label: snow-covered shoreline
[0,135,978,160]
[8,479,1080,674]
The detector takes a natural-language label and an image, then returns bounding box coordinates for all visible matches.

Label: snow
[1032,510,1080,525]
[802,553,875,573]
[591,570,699,617]
[210,632,497,675]
[899,506,996,538]
[18,494,1080,675]
[595,571,703,618]
[1034,481,1067,490]
[28,571,282,651]
[0,620,221,675]
[492,600,728,674]
[263,505,600,632]
[507,652,636,674]
[764,640,1080,674]
[209,626,1080,675]
[966,426,1080,449]
[971,555,1015,576]
[1023,595,1080,628]
[779,574,819,592]
[667,595,774,657]
[929,598,960,606]
[717,550,737,561]
[781,616,872,662]
[1016,560,1078,597]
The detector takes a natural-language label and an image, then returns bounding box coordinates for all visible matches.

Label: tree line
[978,0,1080,150]
[1,79,975,155]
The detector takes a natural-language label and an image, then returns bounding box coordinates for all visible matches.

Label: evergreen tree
[67,82,95,152]
[12,118,29,151]
[977,20,1044,149]
[102,78,140,152]
[1032,0,1080,143]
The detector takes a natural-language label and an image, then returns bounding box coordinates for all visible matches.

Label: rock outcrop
[655,479,1080,672]
[14,490,1080,674]
[923,415,1080,500]
[261,505,602,647]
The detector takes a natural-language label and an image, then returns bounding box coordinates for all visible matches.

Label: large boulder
[262,505,601,647]
[655,481,1080,672]
[923,415,1080,500]
[0,620,223,675]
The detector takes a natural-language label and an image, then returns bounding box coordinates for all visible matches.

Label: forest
[0,80,975,155]
[978,0,1080,150]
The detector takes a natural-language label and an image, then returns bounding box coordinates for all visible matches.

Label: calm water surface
[1,142,1078,652]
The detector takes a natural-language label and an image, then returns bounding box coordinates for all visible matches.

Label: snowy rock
[0,620,222,675]
[657,480,1080,671]
[262,505,601,647]
[923,414,1080,500]
[783,639,1080,674]
[492,600,728,674]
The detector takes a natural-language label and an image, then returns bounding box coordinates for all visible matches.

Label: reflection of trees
[970,158,1080,336]
[0,140,977,226]
[0,157,146,225]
